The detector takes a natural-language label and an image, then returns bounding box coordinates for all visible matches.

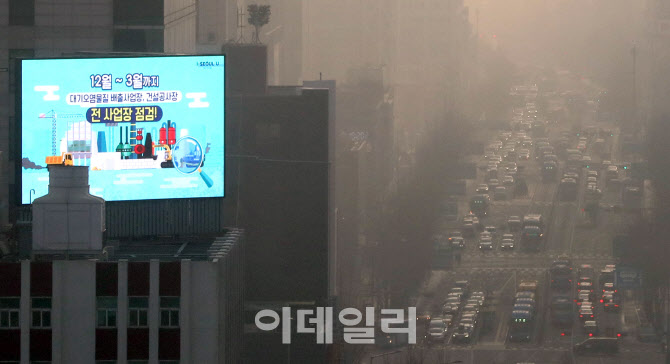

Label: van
[574,337,618,355]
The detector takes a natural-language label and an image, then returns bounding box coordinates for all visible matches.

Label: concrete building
[640,0,670,122]
[0,166,244,364]
[222,43,331,364]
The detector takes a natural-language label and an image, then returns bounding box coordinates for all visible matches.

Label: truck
[45,152,73,166]
[550,295,574,335]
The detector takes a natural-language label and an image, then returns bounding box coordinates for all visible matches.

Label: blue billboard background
[21,55,225,203]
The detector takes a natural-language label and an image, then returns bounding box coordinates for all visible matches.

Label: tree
[247,5,271,44]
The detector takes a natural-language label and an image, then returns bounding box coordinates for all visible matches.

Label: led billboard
[21,55,225,203]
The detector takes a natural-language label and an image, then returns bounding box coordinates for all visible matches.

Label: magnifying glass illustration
[172,136,213,188]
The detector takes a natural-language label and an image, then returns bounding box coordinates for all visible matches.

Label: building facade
[0,245,243,364]
[222,44,331,363]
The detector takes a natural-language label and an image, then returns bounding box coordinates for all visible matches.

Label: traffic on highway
[370,69,658,363]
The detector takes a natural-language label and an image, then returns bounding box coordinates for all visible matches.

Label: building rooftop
[3,227,243,263]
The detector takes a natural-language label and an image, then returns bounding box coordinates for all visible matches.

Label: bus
[551,295,574,335]
[542,161,558,182]
[469,194,490,217]
[550,264,573,291]
[432,235,452,269]
[622,186,642,209]
[521,214,544,251]
[559,178,578,201]
[509,310,534,342]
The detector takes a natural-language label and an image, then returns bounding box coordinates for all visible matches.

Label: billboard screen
[20,55,225,203]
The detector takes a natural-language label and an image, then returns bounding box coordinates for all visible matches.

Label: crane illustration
[38,110,85,156]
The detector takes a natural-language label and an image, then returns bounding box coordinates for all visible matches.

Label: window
[128,297,148,327]
[159,297,179,328]
[97,297,117,328]
[114,0,163,26]
[113,29,164,53]
[9,0,34,26]
[0,298,20,329]
[31,297,51,328]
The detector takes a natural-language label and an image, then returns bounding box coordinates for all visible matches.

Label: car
[577,300,595,310]
[507,216,522,231]
[587,176,597,184]
[494,186,507,200]
[488,178,500,189]
[506,164,518,174]
[476,184,489,194]
[450,236,465,248]
[580,289,597,303]
[587,170,598,178]
[579,307,595,321]
[555,255,573,266]
[461,311,478,323]
[443,314,455,327]
[479,239,493,250]
[584,320,599,337]
[466,298,481,307]
[574,337,619,355]
[463,304,480,315]
[563,172,580,180]
[442,300,461,314]
[450,286,465,295]
[454,280,470,292]
[502,175,515,185]
[602,282,617,294]
[578,276,593,285]
[602,294,621,312]
[586,184,600,195]
[602,160,612,168]
[480,231,492,240]
[576,290,591,302]
[488,155,502,163]
[484,226,497,236]
[578,281,594,292]
[470,292,485,305]
[452,324,474,343]
[427,319,448,343]
[501,238,515,250]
